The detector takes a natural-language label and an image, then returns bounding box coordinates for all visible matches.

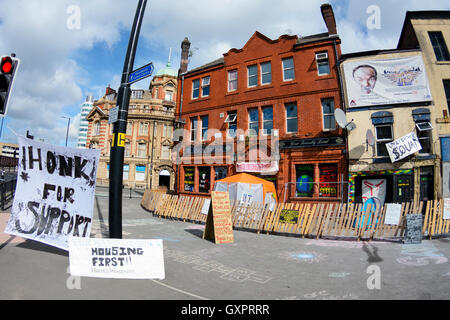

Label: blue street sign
[128,62,154,84]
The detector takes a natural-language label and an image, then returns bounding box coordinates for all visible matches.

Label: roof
[216,173,277,201]
[183,57,224,76]
[155,61,177,77]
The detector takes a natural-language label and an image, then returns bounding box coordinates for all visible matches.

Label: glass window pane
[263,107,273,120]
[248,65,257,87]
[287,118,298,133]
[376,126,392,139]
[318,61,330,75]
[249,108,258,122]
[286,103,297,118]
[295,164,314,197]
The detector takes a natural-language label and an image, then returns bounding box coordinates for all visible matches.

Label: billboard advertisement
[343,55,432,108]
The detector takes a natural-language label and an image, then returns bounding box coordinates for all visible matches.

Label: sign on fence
[279,209,299,224]
[69,237,165,279]
[404,214,423,244]
[384,203,402,225]
[203,191,234,244]
[444,198,450,220]
[4,136,100,250]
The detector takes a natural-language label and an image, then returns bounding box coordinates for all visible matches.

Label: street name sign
[128,62,154,84]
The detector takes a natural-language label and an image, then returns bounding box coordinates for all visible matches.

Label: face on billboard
[353,65,377,94]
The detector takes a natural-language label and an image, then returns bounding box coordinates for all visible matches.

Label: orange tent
[215,173,277,202]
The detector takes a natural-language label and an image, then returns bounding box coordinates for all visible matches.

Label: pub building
[174,4,347,203]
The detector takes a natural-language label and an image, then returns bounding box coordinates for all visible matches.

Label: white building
[77,95,94,148]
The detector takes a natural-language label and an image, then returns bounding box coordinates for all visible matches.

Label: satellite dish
[334,108,347,129]
[334,108,356,131]
[366,129,375,146]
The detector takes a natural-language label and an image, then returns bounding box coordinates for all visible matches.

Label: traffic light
[0,55,20,116]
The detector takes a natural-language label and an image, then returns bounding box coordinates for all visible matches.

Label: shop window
[123,164,129,180]
[420,166,434,201]
[135,165,146,181]
[215,167,228,181]
[198,167,211,193]
[319,164,338,198]
[184,167,195,192]
[295,164,314,197]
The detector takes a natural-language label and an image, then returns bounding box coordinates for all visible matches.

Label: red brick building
[174,4,347,203]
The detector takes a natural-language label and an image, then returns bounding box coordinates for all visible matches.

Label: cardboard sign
[203,191,234,244]
[404,214,423,244]
[69,237,165,279]
[4,136,100,250]
[384,203,402,225]
[279,209,299,224]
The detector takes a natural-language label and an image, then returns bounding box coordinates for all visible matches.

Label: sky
[0,0,449,147]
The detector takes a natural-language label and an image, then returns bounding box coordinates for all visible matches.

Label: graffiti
[397,242,448,266]
[280,251,326,263]
[328,272,350,278]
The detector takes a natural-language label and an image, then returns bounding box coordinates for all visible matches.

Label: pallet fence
[141,190,450,241]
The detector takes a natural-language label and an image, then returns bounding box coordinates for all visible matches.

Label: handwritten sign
[404,214,423,244]
[279,209,299,224]
[4,136,100,250]
[203,191,234,244]
[69,237,165,279]
[385,131,422,163]
[384,203,402,225]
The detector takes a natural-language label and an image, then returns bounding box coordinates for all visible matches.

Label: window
[198,167,211,193]
[190,117,198,141]
[316,52,330,76]
[165,91,173,101]
[428,31,450,62]
[322,99,336,130]
[161,145,171,159]
[260,62,272,85]
[125,142,131,157]
[319,164,338,198]
[192,79,200,99]
[295,164,314,197]
[201,115,208,141]
[126,121,132,135]
[282,57,295,81]
[228,70,238,92]
[201,76,210,97]
[93,122,100,136]
[131,90,143,99]
[285,103,298,133]
[123,164,129,180]
[262,106,273,135]
[225,111,237,138]
[163,124,172,138]
[139,122,148,136]
[444,80,450,112]
[135,165,146,181]
[215,167,227,180]
[248,64,258,87]
[248,108,259,136]
[138,143,146,157]
[184,167,195,192]
[416,122,433,154]
[375,125,393,157]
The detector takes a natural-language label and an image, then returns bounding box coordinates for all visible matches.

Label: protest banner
[4,136,100,250]
[69,237,165,279]
[385,132,422,163]
[203,191,234,244]
[384,203,402,225]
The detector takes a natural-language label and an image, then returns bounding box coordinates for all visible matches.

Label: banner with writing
[385,131,422,163]
[69,237,165,279]
[4,136,100,250]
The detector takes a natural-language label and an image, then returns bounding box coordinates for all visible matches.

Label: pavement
[0,186,449,306]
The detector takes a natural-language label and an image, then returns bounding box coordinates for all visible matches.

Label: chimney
[179,37,191,75]
[105,85,116,96]
[321,3,337,36]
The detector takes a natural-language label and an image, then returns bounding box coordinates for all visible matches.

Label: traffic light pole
[109,0,147,239]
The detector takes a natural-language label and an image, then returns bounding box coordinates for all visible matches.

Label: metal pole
[109,0,147,239]
[65,118,70,147]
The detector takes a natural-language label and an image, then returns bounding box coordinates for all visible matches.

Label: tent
[214,173,277,208]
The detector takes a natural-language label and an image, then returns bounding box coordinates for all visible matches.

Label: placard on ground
[203,191,234,244]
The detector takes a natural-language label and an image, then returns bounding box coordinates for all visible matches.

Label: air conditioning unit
[315,52,328,60]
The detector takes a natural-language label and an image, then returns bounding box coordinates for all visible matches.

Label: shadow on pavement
[15,239,68,257]
[184,228,204,239]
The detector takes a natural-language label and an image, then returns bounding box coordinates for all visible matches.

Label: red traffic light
[1,57,13,74]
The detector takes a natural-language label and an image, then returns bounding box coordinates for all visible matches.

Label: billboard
[343,55,432,108]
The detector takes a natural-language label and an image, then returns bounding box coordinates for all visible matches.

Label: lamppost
[61,116,71,147]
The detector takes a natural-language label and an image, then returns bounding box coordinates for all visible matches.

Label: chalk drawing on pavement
[280,251,326,263]
[396,242,448,266]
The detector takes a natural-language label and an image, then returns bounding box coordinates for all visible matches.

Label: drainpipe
[175,74,185,194]
[149,120,157,190]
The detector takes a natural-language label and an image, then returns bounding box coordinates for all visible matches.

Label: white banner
[444,198,450,220]
[69,237,165,279]
[384,203,402,225]
[343,55,432,108]
[385,131,422,163]
[4,136,100,250]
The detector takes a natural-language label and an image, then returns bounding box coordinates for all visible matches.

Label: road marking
[150,280,209,300]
